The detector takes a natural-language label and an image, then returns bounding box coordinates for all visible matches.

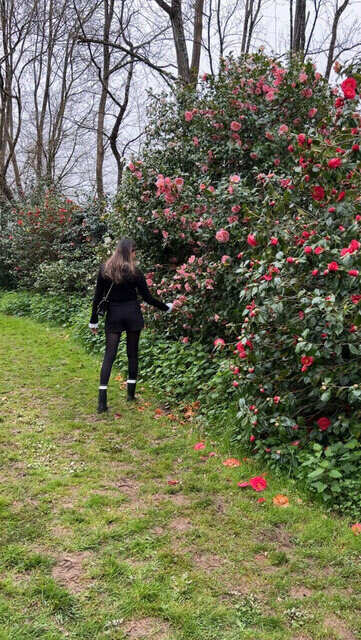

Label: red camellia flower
[214,338,225,348]
[312,185,325,201]
[341,77,357,99]
[301,355,314,372]
[328,261,339,271]
[317,417,331,430]
[230,121,241,131]
[247,233,257,247]
[297,133,306,145]
[303,245,312,254]
[250,434,255,442]
[328,158,342,169]
[352,144,360,152]
[348,270,359,277]
[249,476,267,492]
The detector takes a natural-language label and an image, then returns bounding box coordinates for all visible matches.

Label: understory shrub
[105,52,361,514]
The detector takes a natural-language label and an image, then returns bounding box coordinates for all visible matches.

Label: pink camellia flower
[194,442,205,450]
[232,381,239,387]
[174,177,184,188]
[257,497,266,503]
[193,136,199,146]
[184,110,193,121]
[273,396,280,404]
[216,228,230,243]
[162,230,169,239]
[328,261,339,271]
[278,124,289,135]
[181,337,189,343]
[230,174,241,183]
[351,523,361,534]
[250,434,255,443]
[314,246,324,255]
[128,161,135,171]
[352,144,360,152]
[312,269,319,276]
[348,270,359,277]
[304,246,313,254]
[188,255,196,264]
[286,257,295,263]
[232,205,241,213]
[230,121,241,131]
[299,71,308,83]
[308,107,318,117]
[328,158,342,169]
[221,255,231,265]
[214,338,225,348]
[247,233,257,247]
[270,237,278,245]
[317,417,331,431]
[341,77,357,99]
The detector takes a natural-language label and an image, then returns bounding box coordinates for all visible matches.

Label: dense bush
[107,52,361,514]
[0,189,107,293]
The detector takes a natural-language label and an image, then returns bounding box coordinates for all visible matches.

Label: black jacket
[90,264,168,325]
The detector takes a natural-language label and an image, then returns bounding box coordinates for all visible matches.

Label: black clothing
[105,300,144,332]
[100,329,140,386]
[90,264,168,326]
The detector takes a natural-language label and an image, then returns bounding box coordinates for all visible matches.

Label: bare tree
[325,0,350,78]
[292,0,307,53]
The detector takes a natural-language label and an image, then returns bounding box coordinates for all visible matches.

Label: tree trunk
[190,0,204,85]
[96,0,113,203]
[293,0,306,53]
[325,0,350,79]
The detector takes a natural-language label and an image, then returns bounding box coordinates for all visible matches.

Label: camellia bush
[110,52,361,514]
[1,189,107,293]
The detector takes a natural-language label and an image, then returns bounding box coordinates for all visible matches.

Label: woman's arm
[136,271,171,312]
[89,266,105,327]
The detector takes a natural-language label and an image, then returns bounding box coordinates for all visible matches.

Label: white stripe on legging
[99,385,107,390]
[127,380,136,384]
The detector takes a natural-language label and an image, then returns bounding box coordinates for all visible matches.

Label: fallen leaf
[115,374,123,381]
[223,457,240,467]
[273,494,289,507]
[137,406,145,412]
[154,408,164,416]
[167,479,179,486]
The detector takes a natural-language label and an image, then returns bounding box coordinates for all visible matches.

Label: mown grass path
[0,314,360,640]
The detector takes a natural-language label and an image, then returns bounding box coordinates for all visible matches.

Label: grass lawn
[0,313,360,640]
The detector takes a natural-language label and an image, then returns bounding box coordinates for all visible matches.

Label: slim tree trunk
[325,0,350,79]
[293,0,306,53]
[190,0,204,85]
[96,0,113,203]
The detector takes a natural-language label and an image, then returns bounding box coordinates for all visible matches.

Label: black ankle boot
[127,381,136,402]
[97,389,108,413]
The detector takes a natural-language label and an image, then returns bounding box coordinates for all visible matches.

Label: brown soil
[51,551,92,594]
[123,617,171,639]
[192,551,225,571]
[323,613,357,639]
[289,585,313,598]
[169,517,193,533]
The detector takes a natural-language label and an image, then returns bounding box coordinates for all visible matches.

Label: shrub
[2,189,107,294]
[108,52,361,505]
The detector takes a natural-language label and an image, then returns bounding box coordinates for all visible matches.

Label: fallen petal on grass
[223,457,240,467]
[273,494,289,507]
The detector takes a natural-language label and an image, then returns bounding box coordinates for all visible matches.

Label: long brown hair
[103,237,137,283]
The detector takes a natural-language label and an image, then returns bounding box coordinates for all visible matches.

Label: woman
[89,237,173,412]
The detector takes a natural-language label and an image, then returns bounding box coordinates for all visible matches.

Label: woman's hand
[90,328,98,335]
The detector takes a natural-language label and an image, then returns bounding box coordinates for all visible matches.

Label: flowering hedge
[1,190,106,293]
[111,53,361,511]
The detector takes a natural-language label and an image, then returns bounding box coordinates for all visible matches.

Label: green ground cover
[0,314,360,640]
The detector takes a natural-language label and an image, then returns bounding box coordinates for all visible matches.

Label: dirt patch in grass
[169,493,192,507]
[289,585,313,598]
[169,517,193,533]
[323,613,357,640]
[261,525,294,552]
[51,551,93,594]
[123,617,171,639]
[150,526,165,536]
[113,477,141,498]
[192,551,225,571]
[253,553,278,574]
[50,525,74,540]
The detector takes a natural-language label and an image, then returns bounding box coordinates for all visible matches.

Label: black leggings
[100,330,141,386]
